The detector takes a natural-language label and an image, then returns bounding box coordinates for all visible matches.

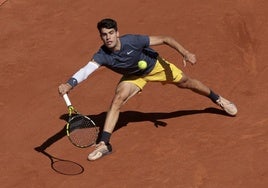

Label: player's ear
[116,31,119,37]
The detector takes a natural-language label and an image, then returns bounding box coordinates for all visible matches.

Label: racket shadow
[34,148,84,176]
[34,125,85,175]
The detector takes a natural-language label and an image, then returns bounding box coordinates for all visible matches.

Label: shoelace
[216,99,224,108]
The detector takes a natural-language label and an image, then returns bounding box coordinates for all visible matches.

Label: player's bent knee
[111,92,129,110]
[176,75,190,88]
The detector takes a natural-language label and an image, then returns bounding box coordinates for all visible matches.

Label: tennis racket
[63,94,98,148]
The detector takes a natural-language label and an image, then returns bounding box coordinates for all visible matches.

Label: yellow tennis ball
[138,60,147,69]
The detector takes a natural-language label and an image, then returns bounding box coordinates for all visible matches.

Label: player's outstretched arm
[58,61,100,95]
[149,36,196,66]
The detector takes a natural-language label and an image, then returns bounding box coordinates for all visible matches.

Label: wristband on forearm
[66,61,99,87]
[67,77,78,87]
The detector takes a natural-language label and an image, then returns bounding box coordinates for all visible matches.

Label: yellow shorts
[120,57,183,90]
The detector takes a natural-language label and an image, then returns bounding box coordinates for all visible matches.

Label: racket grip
[63,94,72,107]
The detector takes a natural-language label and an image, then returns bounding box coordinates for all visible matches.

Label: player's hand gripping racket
[63,94,98,148]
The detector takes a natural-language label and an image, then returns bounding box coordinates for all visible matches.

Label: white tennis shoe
[88,141,112,161]
[216,96,238,116]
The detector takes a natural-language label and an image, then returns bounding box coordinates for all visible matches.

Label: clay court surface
[1,0,268,187]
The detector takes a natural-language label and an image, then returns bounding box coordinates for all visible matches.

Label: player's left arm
[58,61,100,95]
[149,36,196,66]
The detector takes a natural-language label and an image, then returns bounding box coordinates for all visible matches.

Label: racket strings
[68,115,98,147]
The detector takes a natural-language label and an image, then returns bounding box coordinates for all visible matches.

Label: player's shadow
[115,107,227,130]
[34,107,227,150]
[34,126,67,152]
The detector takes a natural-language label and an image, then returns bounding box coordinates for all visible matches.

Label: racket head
[66,114,99,148]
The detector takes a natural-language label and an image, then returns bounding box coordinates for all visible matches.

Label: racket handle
[63,94,72,107]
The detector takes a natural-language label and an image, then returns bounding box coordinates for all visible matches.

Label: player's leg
[175,73,210,96]
[88,81,141,161]
[155,57,237,116]
[175,73,237,116]
[103,81,141,134]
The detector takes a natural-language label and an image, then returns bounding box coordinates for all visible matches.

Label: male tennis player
[59,18,237,161]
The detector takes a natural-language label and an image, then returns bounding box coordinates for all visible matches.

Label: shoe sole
[87,151,113,161]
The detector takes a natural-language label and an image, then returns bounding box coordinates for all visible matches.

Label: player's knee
[112,93,126,109]
[176,75,190,88]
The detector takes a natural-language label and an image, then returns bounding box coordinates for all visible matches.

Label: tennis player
[58,18,237,161]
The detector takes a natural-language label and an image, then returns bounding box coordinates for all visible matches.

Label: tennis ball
[138,60,147,70]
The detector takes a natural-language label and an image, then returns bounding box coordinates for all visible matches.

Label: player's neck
[110,38,121,52]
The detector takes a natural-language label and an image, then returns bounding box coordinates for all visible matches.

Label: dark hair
[97,18,118,33]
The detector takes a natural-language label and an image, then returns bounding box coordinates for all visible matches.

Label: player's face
[100,28,119,50]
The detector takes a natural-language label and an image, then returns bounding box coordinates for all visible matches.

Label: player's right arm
[58,61,100,95]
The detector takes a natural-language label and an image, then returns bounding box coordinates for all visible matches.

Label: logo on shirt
[127,50,134,55]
